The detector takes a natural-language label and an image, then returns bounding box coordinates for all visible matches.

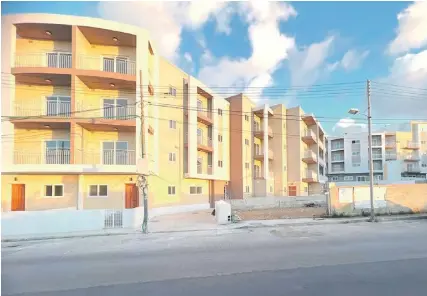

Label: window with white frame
[218,134,223,142]
[197,99,203,112]
[245,115,249,121]
[331,176,339,181]
[168,186,176,195]
[103,98,129,120]
[218,108,223,116]
[169,152,176,162]
[89,185,108,197]
[344,176,354,181]
[357,176,369,182]
[169,86,177,97]
[102,141,129,165]
[169,120,176,129]
[218,160,223,167]
[190,186,203,194]
[44,185,64,197]
[351,140,361,166]
[46,96,71,117]
[45,140,70,164]
[375,175,383,181]
[245,186,250,193]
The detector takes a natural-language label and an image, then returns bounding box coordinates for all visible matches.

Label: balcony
[302,130,317,144]
[197,136,213,153]
[14,150,71,165]
[403,154,420,162]
[75,102,137,129]
[13,99,71,118]
[385,142,396,149]
[254,149,274,161]
[403,141,420,150]
[254,126,273,139]
[197,164,213,175]
[331,144,344,151]
[372,154,383,160]
[78,150,136,166]
[13,52,72,74]
[403,166,421,173]
[331,155,344,162]
[77,55,136,78]
[197,110,213,126]
[385,154,397,161]
[302,150,317,164]
[371,141,382,147]
[303,170,318,183]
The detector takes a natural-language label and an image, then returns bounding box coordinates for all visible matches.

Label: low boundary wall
[230,195,326,210]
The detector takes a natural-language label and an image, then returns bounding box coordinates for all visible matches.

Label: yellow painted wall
[286,107,302,182]
[15,84,71,113]
[82,130,136,155]
[81,174,136,209]
[16,38,71,54]
[1,174,78,211]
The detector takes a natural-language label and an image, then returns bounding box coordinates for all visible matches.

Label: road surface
[2,220,427,295]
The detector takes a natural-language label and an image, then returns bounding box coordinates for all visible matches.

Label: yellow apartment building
[286,107,327,196]
[1,13,229,213]
[227,94,288,198]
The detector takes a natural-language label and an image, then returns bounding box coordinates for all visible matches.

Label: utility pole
[367,79,376,222]
[138,70,149,233]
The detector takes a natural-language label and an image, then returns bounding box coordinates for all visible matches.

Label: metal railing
[331,144,344,150]
[403,154,420,161]
[77,55,136,75]
[404,166,421,173]
[197,136,213,147]
[14,150,70,165]
[15,52,72,68]
[14,101,72,117]
[77,150,136,165]
[75,103,136,120]
[331,155,344,162]
[385,154,397,160]
[372,154,383,160]
[405,141,420,149]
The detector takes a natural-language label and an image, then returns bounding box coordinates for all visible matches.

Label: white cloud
[184,52,193,63]
[374,49,427,118]
[340,49,369,71]
[198,1,296,103]
[332,118,367,134]
[97,1,231,60]
[288,36,335,87]
[387,1,427,55]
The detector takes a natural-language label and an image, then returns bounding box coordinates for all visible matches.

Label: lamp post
[348,80,376,222]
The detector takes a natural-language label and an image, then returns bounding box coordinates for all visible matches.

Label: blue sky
[2,1,426,134]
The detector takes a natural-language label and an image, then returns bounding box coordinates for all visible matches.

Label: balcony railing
[77,150,135,165]
[14,101,72,118]
[14,150,71,165]
[77,55,136,75]
[372,154,383,160]
[197,136,213,147]
[404,141,420,149]
[404,166,421,173]
[331,144,344,150]
[14,52,72,68]
[385,142,396,148]
[385,154,397,160]
[403,154,420,161]
[331,155,344,162]
[76,103,136,120]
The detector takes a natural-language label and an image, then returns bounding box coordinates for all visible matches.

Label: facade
[227,95,288,198]
[286,107,327,196]
[1,13,229,212]
[327,121,427,183]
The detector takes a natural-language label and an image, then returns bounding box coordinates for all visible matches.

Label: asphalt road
[2,220,427,295]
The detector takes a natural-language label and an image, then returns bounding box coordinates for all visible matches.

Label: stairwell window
[44,185,64,198]
[169,120,176,129]
[218,160,223,168]
[245,162,250,169]
[245,115,249,121]
[218,134,223,142]
[245,186,250,193]
[169,152,176,162]
[218,108,223,116]
[169,86,177,97]
[89,185,108,197]
[245,139,249,146]
[168,186,176,195]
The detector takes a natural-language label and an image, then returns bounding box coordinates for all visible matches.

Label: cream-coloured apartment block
[1,13,229,212]
[227,95,288,199]
[286,107,327,196]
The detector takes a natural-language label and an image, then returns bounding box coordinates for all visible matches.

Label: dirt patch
[235,207,327,221]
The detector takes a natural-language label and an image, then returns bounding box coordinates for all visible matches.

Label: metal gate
[104,210,123,229]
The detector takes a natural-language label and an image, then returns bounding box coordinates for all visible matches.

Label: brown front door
[288,185,297,197]
[125,183,139,209]
[11,184,25,211]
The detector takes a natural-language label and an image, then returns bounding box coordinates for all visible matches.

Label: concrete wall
[329,183,427,216]
[230,195,326,210]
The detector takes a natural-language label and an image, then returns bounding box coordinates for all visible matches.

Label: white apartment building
[327,132,386,183]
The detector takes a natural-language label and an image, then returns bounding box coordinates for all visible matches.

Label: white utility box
[215,200,231,224]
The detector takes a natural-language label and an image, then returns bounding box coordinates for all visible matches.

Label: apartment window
[218,108,223,116]
[218,134,223,142]
[45,140,70,164]
[197,157,203,174]
[89,185,108,197]
[421,141,426,145]
[422,164,427,168]
[44,185,63,197]
[218,160,223,168]
[245,115,249,121]
[245,139,249,146]
[169,152,176,162]
[190,186,203,194]
[357,176,369,182]
[102,141,128,165]
[197,99,203,112]
[169,120,176,129]
[254,165,261,178]
[168,186,176,195]
[103,98,129,120]
[46,96,71,117]
[169,86,177,97]
[245,162,250,169]
[245,186,250,193]
[351,140,361,166]
[255,144,260,155]
[331,176,339,181]
[344,176,353,181]
[375,175,383,181]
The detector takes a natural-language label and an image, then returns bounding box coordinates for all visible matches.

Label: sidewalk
[2,212,427,243]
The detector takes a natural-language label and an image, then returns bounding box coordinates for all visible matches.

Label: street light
[348,104,375,222]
